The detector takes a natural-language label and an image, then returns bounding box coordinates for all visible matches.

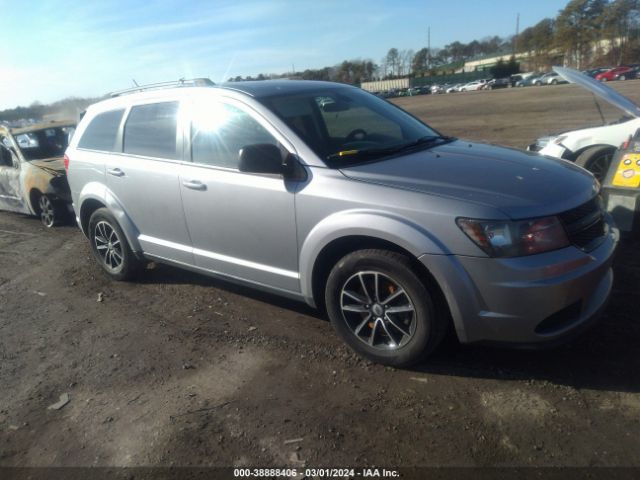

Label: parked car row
[373,86,431,98]
[593,64,640,82]
[515,71,569,87]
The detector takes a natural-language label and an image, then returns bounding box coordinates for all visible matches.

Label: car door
[0,136,28,214]
[179,96,300,292]
[104,99,194,265]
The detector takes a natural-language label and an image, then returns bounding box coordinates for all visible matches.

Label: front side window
[123,102,179,160]
[261,87,447,166]
[191,101,278,169]
[78,109,124,152]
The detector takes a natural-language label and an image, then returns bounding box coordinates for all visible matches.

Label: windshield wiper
[326,135,454,162]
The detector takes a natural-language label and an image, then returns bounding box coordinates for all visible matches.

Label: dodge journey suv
[65,79,618,366]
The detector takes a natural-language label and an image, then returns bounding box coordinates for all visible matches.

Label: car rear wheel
[88,208,143,281]
[325,249,446,367]
[575,145,615,182]
[37,193,64,228]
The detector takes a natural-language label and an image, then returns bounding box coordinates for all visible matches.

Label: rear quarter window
[78,109,125,151]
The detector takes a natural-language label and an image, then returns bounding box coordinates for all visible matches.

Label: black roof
[219,80,354,98]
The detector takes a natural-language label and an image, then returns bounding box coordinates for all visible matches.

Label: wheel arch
[79,198,106,236]
[77,184,142,253]
[28,188,42,215]
[566,143,616,162]
[308,235,451,323]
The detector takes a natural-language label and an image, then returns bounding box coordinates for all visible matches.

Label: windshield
[14,126,73,161]
[260,87,446,166]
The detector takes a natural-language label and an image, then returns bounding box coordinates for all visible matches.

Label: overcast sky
[0,0,567,109]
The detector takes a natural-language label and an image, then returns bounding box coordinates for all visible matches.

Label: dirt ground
[1,81,640,472]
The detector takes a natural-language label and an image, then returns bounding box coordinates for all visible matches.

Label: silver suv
[65,79,618,366]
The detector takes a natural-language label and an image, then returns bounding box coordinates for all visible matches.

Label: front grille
[558,196,606,251]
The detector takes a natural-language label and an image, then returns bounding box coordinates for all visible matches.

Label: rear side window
[123,102,179,160]
[78,109,124,151]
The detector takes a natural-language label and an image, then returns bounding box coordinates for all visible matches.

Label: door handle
[182,180,207,191]
[107,168,124,177]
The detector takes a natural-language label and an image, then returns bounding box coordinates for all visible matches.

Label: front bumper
[419,222,619,345]
[528,140,568,159]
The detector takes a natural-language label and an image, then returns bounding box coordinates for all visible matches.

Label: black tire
[36,192,65,228]
[551,79,558,85]
[575,145,615,182]
[325,249,446,367]
[619,75,626,81]
[88,208,143,281]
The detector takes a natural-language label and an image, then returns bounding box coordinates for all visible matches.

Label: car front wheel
[88,208,143,281]
[575,145,615,182]
[325,249,446,367]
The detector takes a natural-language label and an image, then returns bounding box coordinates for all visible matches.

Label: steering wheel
[345,129,367,142]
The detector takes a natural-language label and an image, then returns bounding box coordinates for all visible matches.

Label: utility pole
[513,13,520,55]
[427,26,431,70]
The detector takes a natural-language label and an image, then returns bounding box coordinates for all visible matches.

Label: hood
[339,140,598,219]
[554,66,640,118]
[29,157,66,176]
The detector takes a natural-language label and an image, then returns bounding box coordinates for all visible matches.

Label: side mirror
[238,144,284,175]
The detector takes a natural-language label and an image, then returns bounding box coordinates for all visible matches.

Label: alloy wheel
[340,271,416,350]
[39,195,55,228]
[94,221,123,271]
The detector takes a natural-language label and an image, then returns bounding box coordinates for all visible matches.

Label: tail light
[63,154,70,172]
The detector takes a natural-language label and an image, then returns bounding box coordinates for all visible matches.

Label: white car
[460,80,486,92]
[529,66,640,180]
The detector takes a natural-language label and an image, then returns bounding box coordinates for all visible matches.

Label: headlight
[530,136,551,151]
[456,216,569,257]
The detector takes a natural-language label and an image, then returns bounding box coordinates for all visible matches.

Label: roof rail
[109,78,215,97]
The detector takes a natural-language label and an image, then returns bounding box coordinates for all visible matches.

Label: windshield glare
[261,88,440,164]
[15,126,73,161]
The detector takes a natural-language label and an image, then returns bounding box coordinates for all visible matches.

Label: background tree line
[519,0,640,69]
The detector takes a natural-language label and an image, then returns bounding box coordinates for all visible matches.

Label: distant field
[392,80,640,149]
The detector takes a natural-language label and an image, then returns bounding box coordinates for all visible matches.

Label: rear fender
[78,182,142,253]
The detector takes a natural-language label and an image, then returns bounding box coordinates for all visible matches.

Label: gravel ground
[1,81,639,471]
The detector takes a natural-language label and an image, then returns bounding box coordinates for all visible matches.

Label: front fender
[298,209,448,305]
[559,120,640,155]
[78,182,142,253]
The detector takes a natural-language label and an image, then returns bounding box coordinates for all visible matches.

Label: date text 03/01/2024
[233,467,400,477]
